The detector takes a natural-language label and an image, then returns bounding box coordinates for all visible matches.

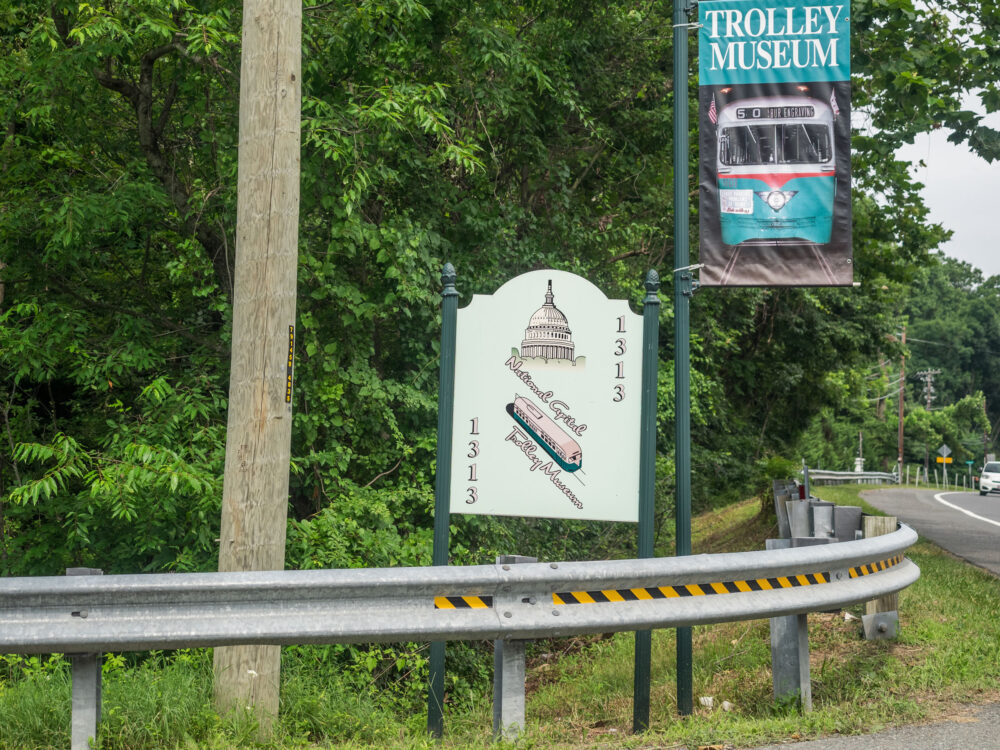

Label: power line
[865,373,904,400]
[908,337,1000,357]
[867,392,901,402]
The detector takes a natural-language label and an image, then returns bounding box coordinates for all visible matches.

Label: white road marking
[933,493,1000,528]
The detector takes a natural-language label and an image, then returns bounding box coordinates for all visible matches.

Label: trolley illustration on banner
[506,395,583,472]
[715,95,836,246]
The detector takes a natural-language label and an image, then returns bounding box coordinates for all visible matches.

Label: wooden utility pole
[213,0,301,732]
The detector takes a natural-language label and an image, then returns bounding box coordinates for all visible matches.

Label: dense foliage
[793,255,1000,474]
[2,0,999,585]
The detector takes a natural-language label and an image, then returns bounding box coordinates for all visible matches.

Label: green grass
[2,485,998,748]
[0,650,435,749]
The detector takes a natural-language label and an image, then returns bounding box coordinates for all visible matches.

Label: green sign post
[427,264,458,738]
[428,266,660,736]
[674,0,696,719]
[633,270,661,731]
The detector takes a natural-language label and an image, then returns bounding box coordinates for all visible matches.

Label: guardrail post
[765,542,812,712]
[832,506,863,542]
[862,516,900,640]
[786,501,811,538]
[493,555,536,741]
[493,639,527,741]
[772,481,792,539]
[811,502,835,539]
[66,567,103,750]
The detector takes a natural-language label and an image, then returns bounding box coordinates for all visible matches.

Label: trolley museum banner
[698,0,852,286]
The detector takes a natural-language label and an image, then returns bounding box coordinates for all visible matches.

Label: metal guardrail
[1,525,920,747]
[0,525,918,654]
[805,469,899,486]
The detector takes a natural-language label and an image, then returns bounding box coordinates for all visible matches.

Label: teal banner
[698,0,852,286]
[700,0,849,86]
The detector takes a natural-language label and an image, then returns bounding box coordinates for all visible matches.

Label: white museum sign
[449,270,644,522]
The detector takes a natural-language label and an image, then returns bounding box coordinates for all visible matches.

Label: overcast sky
[896,106,1000,279]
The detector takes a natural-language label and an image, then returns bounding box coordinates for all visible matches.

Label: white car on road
[979,461,1000,496]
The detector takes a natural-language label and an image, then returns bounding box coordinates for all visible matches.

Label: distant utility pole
[915,368,941,410]
[915,368,940,482]
[213,0,301,734]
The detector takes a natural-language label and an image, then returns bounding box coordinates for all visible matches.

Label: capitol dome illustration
[520,280,575,362]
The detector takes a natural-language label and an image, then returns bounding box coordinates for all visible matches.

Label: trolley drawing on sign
[506,395,583,472]
[716,95,836,246]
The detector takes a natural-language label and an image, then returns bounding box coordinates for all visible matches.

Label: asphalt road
[859,487,1000,577]
[748,702,1000,750]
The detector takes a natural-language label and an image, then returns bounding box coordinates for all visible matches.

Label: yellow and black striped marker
[554,574,828,605]
[433,555,903,609]
[553,555,904,606]
[434,595,493,609]
[847,554,902,579]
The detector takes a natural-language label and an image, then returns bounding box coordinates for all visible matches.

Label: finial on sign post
[644,269,661,304]
[441,263,457,297]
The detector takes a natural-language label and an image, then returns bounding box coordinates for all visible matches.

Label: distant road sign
[936,456,953,464]
[938,444,951,458]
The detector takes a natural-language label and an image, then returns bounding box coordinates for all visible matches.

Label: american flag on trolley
[708,93,717,124]
[829,88,840,118]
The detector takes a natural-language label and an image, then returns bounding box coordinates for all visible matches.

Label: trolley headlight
[755,190,798,212]
[766,191,788,210]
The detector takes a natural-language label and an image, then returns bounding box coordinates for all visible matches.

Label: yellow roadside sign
[936,456,953,464]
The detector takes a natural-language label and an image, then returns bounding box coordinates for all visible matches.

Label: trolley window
[720,124,831,166]
[522,400,544,419]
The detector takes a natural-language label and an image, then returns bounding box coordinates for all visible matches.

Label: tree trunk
[213,0,301,734]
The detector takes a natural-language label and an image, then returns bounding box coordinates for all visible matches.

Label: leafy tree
[3,0,1000,579]
[904,256,1000,445]
[0,0,238,574]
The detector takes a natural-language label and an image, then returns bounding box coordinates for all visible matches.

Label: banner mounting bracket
[674,264,703,298]
[673,263,705,275]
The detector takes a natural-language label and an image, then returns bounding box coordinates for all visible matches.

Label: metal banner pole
[633,270,661,732]
[428,263,458,737]
[673,0,695,718]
